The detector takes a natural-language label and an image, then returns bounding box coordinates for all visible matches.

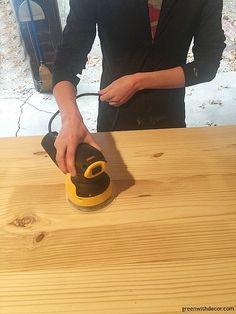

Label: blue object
[26,0,44,64]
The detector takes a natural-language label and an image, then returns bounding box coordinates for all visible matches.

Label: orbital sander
[41,93,113,211]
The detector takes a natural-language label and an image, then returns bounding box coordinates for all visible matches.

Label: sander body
[41,132,113,211]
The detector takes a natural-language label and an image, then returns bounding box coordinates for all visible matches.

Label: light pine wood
[0,126,236,314]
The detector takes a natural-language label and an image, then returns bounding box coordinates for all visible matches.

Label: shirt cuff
[181,63,200,87]
[52,69,80,90]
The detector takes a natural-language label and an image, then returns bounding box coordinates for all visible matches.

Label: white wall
[57,0,70,28]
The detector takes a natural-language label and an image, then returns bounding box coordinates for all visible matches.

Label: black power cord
[48,93,99,133]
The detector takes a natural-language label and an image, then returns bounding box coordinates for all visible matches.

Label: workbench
[0,126,236,313]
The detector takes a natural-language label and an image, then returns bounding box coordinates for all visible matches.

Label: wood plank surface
[0,126,236,313]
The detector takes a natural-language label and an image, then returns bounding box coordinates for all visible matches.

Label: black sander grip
[41,132,107,176]
[41,132,58,165]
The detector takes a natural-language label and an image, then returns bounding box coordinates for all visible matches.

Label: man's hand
[99,74,139,106]
[99,67,186,106]
[54,114,101,176]
[53,81,101,176]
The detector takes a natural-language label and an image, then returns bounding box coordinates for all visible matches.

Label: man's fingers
[55,145,68,174]
[66,147,77,176]
[90,140,102,151]
[99,85,111,95]
[84,134,101,152]
[66,139,100,176]
[99,88,115,103]
[100,94,121,104]
[54,125,101,176]
[100,94,111,102]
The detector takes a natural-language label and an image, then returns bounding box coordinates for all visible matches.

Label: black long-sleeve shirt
[53,0,226,131]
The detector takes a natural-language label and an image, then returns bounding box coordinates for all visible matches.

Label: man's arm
[99,67,185,106]
[181,0,226,87]
[53,0,97,88]
[53,81,100,176]
[100,0,225,106]
[52,0,99,175]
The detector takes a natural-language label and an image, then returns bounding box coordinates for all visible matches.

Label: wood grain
[0,126,236,313]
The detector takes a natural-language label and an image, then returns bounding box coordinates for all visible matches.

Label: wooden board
[0,126,236,313]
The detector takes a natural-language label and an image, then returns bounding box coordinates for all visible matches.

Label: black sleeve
[182,0,226,87]
[52,0,97,89]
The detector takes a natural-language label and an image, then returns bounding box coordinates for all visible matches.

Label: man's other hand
[99,74,140,106]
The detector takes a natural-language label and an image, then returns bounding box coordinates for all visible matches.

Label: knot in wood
[35,232,46,243]
[153,153,164,158]
[10,216,37,228]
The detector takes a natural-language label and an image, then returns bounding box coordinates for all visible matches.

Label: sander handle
[41,132,107,177]
[41,131,58,165]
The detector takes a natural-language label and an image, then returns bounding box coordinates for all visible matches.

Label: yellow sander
[41,93,113,211]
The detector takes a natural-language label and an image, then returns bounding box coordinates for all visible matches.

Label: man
[53,0,225,176]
